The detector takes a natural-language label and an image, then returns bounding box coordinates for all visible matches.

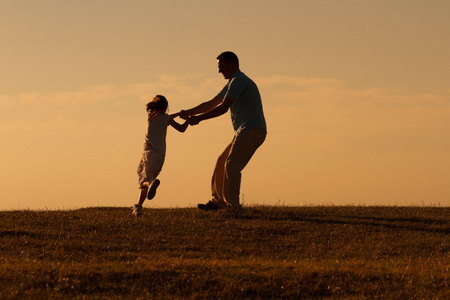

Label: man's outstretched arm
[190,97,234,125]
[180,95,223,119]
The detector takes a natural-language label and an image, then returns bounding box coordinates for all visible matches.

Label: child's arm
[169,115,190,132]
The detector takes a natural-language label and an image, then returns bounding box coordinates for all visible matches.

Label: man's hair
[217,51,239,68]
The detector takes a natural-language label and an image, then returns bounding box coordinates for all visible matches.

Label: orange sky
[1,1,449,209]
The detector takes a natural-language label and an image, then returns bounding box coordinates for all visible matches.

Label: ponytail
[146,95,168,118]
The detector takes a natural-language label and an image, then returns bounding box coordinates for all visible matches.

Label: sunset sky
[1,1,449,210]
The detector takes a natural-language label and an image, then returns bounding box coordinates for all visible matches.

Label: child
[133,95,189,216]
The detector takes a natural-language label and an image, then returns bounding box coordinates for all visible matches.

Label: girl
[133,95,189,216]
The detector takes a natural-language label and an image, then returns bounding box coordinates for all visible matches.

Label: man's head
[217,51,239,79]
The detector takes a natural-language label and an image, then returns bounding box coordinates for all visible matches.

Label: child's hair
[146,95,168,118]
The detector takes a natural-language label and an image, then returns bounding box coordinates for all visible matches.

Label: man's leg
[210,142,233,207]
[223,129,266,208]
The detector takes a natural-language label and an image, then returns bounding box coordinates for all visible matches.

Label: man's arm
[180,95,223,119]
[190,97,234,125]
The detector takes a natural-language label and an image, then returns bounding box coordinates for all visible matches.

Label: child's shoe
[147,179,160,200]
[132,204,143,216]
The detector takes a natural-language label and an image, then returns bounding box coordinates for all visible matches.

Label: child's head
[146,95,168,118]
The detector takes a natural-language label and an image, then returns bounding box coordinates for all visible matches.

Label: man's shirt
[217,70,267,134]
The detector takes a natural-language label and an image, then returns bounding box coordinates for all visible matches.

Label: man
[180,51,267,210]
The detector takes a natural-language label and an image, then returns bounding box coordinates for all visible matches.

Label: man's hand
[179,110,190,120]
[190,115,201,126]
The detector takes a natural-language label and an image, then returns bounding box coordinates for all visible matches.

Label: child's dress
[137,113,172,188]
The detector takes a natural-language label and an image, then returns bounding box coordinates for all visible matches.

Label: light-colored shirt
[145,113,172,155]
[217,70,267,134]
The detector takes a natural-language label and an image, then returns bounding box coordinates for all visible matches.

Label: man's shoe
[147,179,160,200]
[198,200,220,211]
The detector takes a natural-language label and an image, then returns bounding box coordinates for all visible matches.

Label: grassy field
[0,206,448,299]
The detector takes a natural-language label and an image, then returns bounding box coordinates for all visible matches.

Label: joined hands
[179,110,189,120]
[179,110,201,126]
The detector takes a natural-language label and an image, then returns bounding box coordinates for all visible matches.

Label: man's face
[217,59,234,79]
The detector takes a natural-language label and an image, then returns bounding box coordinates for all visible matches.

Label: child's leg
[147,179,160,200]
[137,183,149,206]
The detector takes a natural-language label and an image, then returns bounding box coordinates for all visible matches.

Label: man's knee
[225,160,245,185]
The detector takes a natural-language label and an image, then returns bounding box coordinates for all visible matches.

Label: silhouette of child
[133,95,189,216]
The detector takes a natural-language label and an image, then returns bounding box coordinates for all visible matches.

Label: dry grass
[0,206,448,299]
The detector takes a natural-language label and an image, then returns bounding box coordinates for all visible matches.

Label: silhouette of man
[180,51,267,210]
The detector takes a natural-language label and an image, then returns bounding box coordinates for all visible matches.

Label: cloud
[2,73,449,161]
[3,74,449,156]
[258,75,450,155]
